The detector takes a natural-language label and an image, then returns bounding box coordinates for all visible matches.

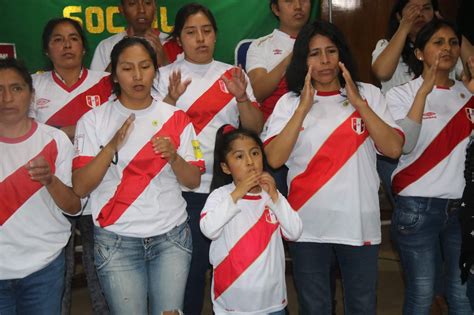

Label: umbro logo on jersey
[466,108,474,123]
[351,118,366,135]
[86,95,101,108]
[36,98,50,109]
[218,80,229,94]
[273,49,283,55]
[423,111,437,120]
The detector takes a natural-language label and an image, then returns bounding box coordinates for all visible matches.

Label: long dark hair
[110,37,158,95]
[387,0,439,76]
[411,19,461,77]
[286,20,358,95]
[210,125,269,192]
[0,58,33,92]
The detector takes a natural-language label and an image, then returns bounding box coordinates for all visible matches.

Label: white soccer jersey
[0,121,74,279]
[73,99,203,237]
[155,59,259,193]
[263,84,401,245]
[200,183,302,315]
[372,39,462,94]
[246,29,295,121]
[31,69,112,128]
[387,77,474,198]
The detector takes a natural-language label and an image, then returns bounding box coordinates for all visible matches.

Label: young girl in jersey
[155,3,263,313]
[0,58,81,314]
[200,125,302,315]
[72,37,202,314]
[263,20,404,314]
[386,19,474,314]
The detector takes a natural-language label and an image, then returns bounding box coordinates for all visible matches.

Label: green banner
[0,1,319,73]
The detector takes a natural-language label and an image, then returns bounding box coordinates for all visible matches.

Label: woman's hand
[106,114,135,153]
[399,3,421,32]
[339,62,366,110]
[230,172,260,203]
[151,136,177,164]
[221,66,250,103]
[259,172,278,203]
[419,53,440,96]
[164,70,192,105]
[462,56,474,93]
[143,29,168,66]
[26,156,54,186]
[298,65,315,115]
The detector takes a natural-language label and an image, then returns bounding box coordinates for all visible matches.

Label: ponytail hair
[210,125,269,192]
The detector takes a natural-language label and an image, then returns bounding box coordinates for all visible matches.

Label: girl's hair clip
[223,125,236,135]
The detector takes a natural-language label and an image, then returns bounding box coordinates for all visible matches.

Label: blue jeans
[94,221,192,315]
[62,214,109,315]
[182,192,210,315]
[393,196,472,315]
[289,242,379,315]
[0,250,65,315]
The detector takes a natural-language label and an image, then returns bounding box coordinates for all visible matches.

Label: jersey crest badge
[351,117,366,135]
[192,140,203,159]
[218,80,229,94]
[264,207,278,224]
[86,95,101,108]
[466,108,474,123]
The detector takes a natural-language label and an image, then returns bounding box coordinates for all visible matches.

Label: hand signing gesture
[165,70,192,105]
[143,29,168,66]
[26,156,54,186]
[419,53,440,96]
[338,62,366,109]
[107,114,135,153]
[151,136,177,164]
[298,65,315,115]
[221,66,250,103]
[259,172,278,203]
[462,56,474,93]
[230,172,260,203]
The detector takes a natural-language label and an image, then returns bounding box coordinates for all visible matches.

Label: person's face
[0,69,33,126]
[120,0,156,35]
[47,22,84,70]
[272,0,311,32]
[307,34,340,91]
[417,26,460,73]
[178,12,216,65]
[115,44,156,107]
[405,0,435,35]
[221,136,263,187]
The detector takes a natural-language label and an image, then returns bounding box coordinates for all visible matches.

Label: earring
[418,57,423,61]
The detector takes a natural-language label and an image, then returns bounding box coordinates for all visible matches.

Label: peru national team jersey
[0,121,74,279]
[263,83,401,245]
[200,183,302,314]
[155,59,259,193]
[31,69,112,128]
[73,99,203,237]
[387,77,474,198]
[246,29,295,121]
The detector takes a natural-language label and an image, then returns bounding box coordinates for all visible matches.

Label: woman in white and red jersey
[31,18,113,315]
[154,3,264,314]
[200,125,302,315]
[263,20,404,314]
[0,58,81,314]
[387,19,474,314]
[72,37,202,314]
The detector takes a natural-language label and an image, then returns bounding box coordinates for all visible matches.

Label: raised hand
[26,156,54,186]
[107,114,135,153]
[399,3,421,32]
[419,53,439,96]
[339,62,366,109]
[151,136,177,164]
[230,172,261,203]
[165,70,192,105]
[143,29,168,66]
[298,65,315,115]
[259,172,278,202]
[462,56,474,93]
[221,66,249,102]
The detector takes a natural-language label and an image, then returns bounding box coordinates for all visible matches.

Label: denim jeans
[182,192,211,315]
[289,242,379,315]
[62,214,109,315]
[467,274,474,310]
[94,221,192,315]
[0,250,65,315]
[393,196,472,315]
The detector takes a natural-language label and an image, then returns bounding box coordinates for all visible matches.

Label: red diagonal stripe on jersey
[392,98,474,194]
[97,111,188,227]
[213,208,279,300]
[287,111,369,210]
[0,140,58,225]
[46,74,112,128]
[186,69,234,134]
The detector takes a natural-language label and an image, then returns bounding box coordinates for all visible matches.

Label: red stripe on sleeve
[72,156,94,171]
[213,208,279,300]
[392,98,474,194]
[0,140,58,225]
[186,69,235,134]
[287,111,369,210]
[189,160,206,174]
[96,111,189,227]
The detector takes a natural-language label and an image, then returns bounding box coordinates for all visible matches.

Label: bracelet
[236,95,250,103]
